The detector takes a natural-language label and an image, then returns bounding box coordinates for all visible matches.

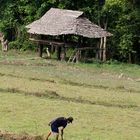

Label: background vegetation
[0,0,140,63]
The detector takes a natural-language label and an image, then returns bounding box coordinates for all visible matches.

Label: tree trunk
[102,17,108,61]
[99,37,103,60]
[103,37,107,61]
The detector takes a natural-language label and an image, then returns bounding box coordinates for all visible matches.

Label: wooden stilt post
[61,45,66,61]
[76,50,80,63]
[39,44,43,57]
[38,35,44,57]
[76,36,82,63]
[96,39,100,60]
[57,47,61,60]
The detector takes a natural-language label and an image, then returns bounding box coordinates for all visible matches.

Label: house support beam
[57,46,61,60]
[39,44,43,57]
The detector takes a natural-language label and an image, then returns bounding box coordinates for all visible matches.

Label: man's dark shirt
[49,117,67,128]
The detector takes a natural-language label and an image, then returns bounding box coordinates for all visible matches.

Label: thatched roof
[26,8,112,38]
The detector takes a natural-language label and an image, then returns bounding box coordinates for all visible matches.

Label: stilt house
[26,8,112,62]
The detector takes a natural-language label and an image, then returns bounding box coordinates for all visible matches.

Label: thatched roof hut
[26,8,112,61]
[26,8,112,38]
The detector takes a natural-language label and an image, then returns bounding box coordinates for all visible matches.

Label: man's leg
[51,125,59,140]
[46,131,51,140]
[55,133,59,140]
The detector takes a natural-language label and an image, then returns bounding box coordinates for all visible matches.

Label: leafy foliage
[0,0,140,63]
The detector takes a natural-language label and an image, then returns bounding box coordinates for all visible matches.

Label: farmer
[46,116,73,140]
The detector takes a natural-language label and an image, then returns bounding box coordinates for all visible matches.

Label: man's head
[67,117,73,123]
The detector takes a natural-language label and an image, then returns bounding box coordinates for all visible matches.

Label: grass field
[0,50,140,140]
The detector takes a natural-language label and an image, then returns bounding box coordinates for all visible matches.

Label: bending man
[46,116,73,140]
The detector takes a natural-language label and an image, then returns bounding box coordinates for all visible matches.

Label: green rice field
[0,50,140,140]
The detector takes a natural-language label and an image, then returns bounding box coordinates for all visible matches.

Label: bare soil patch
[0,131,43,140]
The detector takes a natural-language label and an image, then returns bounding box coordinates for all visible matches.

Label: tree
[101,0,140,63]
[0,0,139,63]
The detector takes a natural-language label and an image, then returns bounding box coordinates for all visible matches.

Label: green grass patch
[0,50,140,140]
